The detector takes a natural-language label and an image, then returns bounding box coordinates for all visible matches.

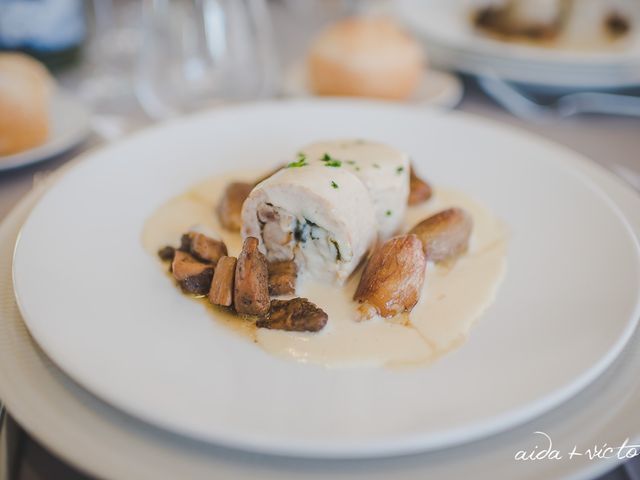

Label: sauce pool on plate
[142,170,507,368]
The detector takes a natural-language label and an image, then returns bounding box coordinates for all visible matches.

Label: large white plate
[11,100,640,458]
[396,0,640,88]
[3,112,640,479]
[0,89,91,172]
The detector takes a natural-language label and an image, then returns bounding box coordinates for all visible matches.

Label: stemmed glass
[136,0,278,120]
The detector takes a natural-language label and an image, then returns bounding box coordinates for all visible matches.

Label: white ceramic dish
[11,100,640,458]
[2,112,640,479]
[396,0,640,89]
[282,62,464,109]
[0,89,91,172]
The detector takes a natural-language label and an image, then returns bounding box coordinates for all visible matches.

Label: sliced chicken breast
[242,163,376,284]
[300,139,410,239]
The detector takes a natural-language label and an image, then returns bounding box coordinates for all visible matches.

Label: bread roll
[0,53,53,156]
[307,17,425,101]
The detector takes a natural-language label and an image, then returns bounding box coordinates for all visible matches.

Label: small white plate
[282,61,464,109]
[11,100,640,458]
[0,89,91,172]
[397,0,640,89]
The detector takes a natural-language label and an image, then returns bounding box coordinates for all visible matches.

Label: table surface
[1,2,640,479]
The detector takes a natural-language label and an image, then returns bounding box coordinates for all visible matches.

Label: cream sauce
[142,170,507,368]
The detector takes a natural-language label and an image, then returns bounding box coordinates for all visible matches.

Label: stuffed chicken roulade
[300,139,410,239]
[241,163,377,284]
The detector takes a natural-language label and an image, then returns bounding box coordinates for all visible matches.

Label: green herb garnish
[396,166,404,174]
[321,153,342,167]
[287,153,308,168]
[385,210,392,216]
[331,181,339,189]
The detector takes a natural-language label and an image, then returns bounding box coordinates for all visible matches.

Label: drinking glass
[136,0,278,120]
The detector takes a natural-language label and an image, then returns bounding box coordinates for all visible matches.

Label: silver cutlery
[478,74,640,121]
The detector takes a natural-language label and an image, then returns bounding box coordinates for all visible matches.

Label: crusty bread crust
[0,53,53,156]
[307,17,424,101]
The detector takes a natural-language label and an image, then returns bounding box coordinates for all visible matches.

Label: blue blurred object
[0,0,86,67]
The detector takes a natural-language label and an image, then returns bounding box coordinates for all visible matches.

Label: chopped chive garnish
[321,153,342,167]
[385,210,392,216]
[287,153,308,168]
[331,181,339,189]
[396,166,404,174]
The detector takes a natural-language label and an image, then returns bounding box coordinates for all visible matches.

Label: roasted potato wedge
[216,182,253,232]
[354,234,426,320]
[409,207,472,263]
[408,165,432,205]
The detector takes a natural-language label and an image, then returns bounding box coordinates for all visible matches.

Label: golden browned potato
[208,256,237,307]
[234,237,270,316]
[408,165,432,205]
[409,207,473,263]
[353,234,426,320]
[216,182,253,232]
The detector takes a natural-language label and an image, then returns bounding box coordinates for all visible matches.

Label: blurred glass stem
[136,0,278,120]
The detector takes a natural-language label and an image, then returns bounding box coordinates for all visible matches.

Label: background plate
[12,100,640,458]
[397,0,640,89]
[282,62,464,109]
[0,90,91,172]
